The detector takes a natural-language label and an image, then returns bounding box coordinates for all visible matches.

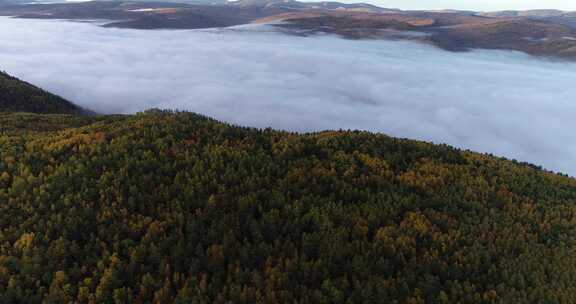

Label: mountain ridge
[3,0,576,59]
[0,71,89,115]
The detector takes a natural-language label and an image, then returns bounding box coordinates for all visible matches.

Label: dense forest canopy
[0,109,576,303]
[0,71,85,115]
[1,71,576,303]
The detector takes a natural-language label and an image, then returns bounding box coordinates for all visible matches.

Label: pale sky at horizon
[321,0,576,11]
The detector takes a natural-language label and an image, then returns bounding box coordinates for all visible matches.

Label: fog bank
[1,17,575,175]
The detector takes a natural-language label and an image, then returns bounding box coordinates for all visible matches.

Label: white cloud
[1,17,576,175]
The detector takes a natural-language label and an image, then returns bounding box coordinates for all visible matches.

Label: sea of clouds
[1,17,575,175]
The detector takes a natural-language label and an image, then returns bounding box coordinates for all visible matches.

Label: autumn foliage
[0,110,575,303]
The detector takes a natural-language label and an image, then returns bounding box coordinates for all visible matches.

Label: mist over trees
[0,13,575,303]
[1,17,575,175]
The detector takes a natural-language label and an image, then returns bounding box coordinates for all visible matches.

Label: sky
[1,18,576,176]
[344,0,576,11]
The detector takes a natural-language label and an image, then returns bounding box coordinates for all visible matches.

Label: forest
[1,73,576,303]
[0,72,85,115]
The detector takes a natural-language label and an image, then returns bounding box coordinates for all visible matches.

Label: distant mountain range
[1,0,576,59]
[229,0,401,13]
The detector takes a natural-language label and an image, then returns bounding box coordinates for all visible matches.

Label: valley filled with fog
[1,17,575,175]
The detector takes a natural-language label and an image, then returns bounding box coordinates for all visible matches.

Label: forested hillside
[0,71,85,114]
[1,110,576,303]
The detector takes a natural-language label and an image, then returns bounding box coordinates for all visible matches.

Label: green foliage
[0,110,575,303]
[0,71,85,115]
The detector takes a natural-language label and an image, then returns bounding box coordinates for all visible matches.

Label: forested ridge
[0,71,85,115]
[1,108,576,303]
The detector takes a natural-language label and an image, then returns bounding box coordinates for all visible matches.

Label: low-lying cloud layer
[1,17,575,175]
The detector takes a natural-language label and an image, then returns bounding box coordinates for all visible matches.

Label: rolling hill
[261,10,576,58]
[0,73,576,302]
[4,1,576,59]
[0,71,86,115]
[429,18,576,57]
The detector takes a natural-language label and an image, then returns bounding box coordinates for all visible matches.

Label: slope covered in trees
[0,71,85,115]
[0,110,575,303]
